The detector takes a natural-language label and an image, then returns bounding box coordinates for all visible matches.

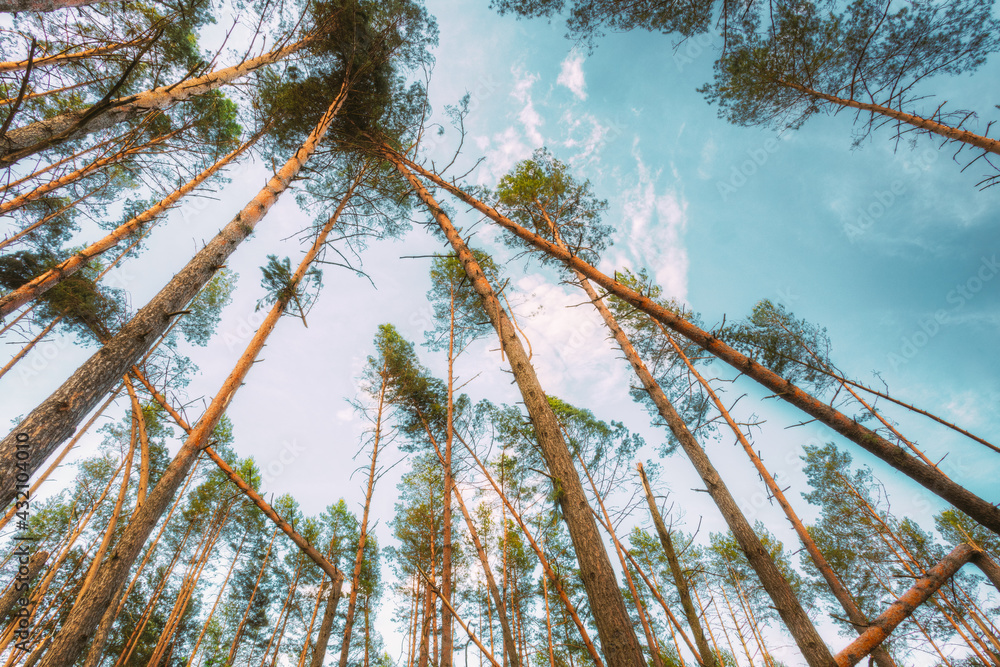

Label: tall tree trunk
[441,288,456,667]
[310,570,344,667]
[622,546,702,663]
[391,153,1000,538]
[0,83,348,510]
[523,208,832,666]
[389,152,647,667]
[655,333,898,667]
[188,534,246,665]
[776,80,1000,157]
[455,430,605,667]
[577,455,663,667]
[0,550,47,618]
[637,464,715,667]
[33,112,349,664]
[0,0,103,13]
[0,128,264,318]
[228,528,280,665]
[338,349,386,667]
[414,411,520,667]
[0,37,317,166]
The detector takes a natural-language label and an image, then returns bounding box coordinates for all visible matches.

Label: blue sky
[1,0,999,663]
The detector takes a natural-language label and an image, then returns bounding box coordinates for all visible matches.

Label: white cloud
[556,50,587,100]
[475,67,545,183]
[562,110,610,166]
[612,140,690,302]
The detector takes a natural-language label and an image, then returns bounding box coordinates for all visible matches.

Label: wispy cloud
[556,50,587,100]
[610,140,690,302]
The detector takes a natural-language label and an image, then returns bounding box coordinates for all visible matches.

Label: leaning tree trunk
[656,332,899,667]
[0,36,314,166]
[389,152,1000,539]
[0,0,102,13]
[310,569,344,667]
[776,80,1000,157]
[0,82,348,511]
[414,412,520,667]
[637,464,716,667]
[388,152,647,667]
[31,89,351,667]
[0,128,264,318]
[555,246,834,666]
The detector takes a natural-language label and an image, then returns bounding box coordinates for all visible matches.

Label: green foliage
[424,251,497,352]
[180,268,238,346]
[491,147,612,267]
[256,255,322,319]
[708,521,813,624]
[719,298,835,394]
[605,267,712,451]
[700,0,1000,134]
[488,0,715,48]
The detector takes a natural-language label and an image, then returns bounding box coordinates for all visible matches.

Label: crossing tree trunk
[390,153,647,667]
[0,84,348,511]
[0,37,317,166]
[388,152,1000,539]
[637,464,715,667]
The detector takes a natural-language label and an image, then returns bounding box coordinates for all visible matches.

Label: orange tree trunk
[389,152,1000,538]
[388,153,646,667]
[0,37,316,166]
[0,128,264,318]
[0,83,348,511]
[33,97,349,666]
[657,333,899,667]
[777,81,1000,157]
[637,463,715,667]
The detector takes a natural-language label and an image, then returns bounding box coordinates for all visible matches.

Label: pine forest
[0,0,997,665]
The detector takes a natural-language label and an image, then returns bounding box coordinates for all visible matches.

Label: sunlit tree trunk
[393,154,1000,538]
[0,83,348,511]
[0,128,264,318]
[389,152,646,667]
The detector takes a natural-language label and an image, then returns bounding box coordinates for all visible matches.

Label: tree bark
[390,154,647,667]
[835,543,986,667]
[0,128,264,318]
[636,465,715,667]
[0,37,313,166]
[777,80,1000,157]
[0,84,347,511]
[415,412,520,667]
[0,550,47,619]
[655,332,899,667]
[389,152,1000,538]
[310,574,344,667]
[0,0,103,13]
